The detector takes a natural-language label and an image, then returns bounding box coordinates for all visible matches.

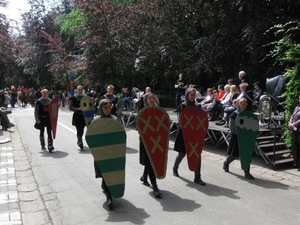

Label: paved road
[1,106,300,225]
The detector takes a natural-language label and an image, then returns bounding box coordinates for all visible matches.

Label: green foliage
[54,8,87,43]
[267,21,300,147]
[156,94,174,108]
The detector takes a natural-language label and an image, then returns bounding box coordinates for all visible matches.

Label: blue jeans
[122,97,130,108]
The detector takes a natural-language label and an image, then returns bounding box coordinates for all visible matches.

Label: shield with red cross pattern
[136,106,171,179]
[180,106,208,171]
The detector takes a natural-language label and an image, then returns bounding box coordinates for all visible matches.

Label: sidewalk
[0,117,22,225]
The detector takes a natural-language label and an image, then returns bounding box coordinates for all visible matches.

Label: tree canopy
[0,0,299,94]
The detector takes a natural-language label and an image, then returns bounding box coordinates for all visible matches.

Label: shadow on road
[39,149,69,158]
[105,198,150,224]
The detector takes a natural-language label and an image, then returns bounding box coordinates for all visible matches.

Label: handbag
[34,122,42,130]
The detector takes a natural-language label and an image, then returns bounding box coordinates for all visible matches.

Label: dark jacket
[227,110,240,157]
[69,95,85,127]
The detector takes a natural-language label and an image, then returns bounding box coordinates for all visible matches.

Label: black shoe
[223,162,229,172]
[140,176,150,186]
[106,197,113,210]
[7,123,15,128]
[173,167,179,177]
[78,143,83,149]
[298,168,300,171]
[48,146,54,153]
[153,188,162,198]
[41,146,46,150]
[194,178,206,186]
[244,173,255,180]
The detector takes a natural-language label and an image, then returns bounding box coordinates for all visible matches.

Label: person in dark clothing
[100,85,118,116]
[1,107,14,130]
[34,89,54,152]
[121,87,133,110]
[238,71,249,84]
[93,99,117,210]
[174,73,188,110]
[173,88,206,185]
[0,90,5,108]
[69,85,86,149]
[253,81,263,108]
[223,98,255,180]
[10,90,17,108]
[35,89,42,101]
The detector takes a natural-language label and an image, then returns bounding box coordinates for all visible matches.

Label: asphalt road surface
[10,106,300,225]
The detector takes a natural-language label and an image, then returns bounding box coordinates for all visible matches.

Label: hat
[253,81,260,87]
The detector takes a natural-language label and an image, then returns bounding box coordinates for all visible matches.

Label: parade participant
[238,71,248,84]
[288,95,300,171]
[34,89,54,152]
[174,73,188,111]
[100,85,118,116]
[173,88,206,185]
[69,85,86,149]
[92,99,117,210]
[137,87,152,186]
[0,107,14,130]
[223,98,255,179]
[138,92,164,197]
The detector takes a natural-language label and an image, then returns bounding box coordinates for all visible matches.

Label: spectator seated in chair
[252,81,263,110]
[206,84,229,121]
[215,85,240,125]
[199,88,214,110]
[121,87,133,111]
[132,87,144,113]
[215,99,238,127]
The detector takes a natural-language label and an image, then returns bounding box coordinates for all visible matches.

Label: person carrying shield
[34,89,54,152]
[173,88,206,185]
[92,99,118,210]
[69,85,86,149]
[100,85,118,116]
[223,98,255,180]
[138,93,164,198]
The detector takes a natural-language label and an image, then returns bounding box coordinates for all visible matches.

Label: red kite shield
[180,106,208,171]
[136,106,170,179]
[49,98,59,139]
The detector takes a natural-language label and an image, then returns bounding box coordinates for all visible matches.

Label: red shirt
[215,91,226,100]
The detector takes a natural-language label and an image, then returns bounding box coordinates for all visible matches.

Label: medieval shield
[136,106,170,179]
[180,106,208,171]
[236,110,259,171]
[80,96,94,127]
[85,118,126,198]
[49,98,59,139]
